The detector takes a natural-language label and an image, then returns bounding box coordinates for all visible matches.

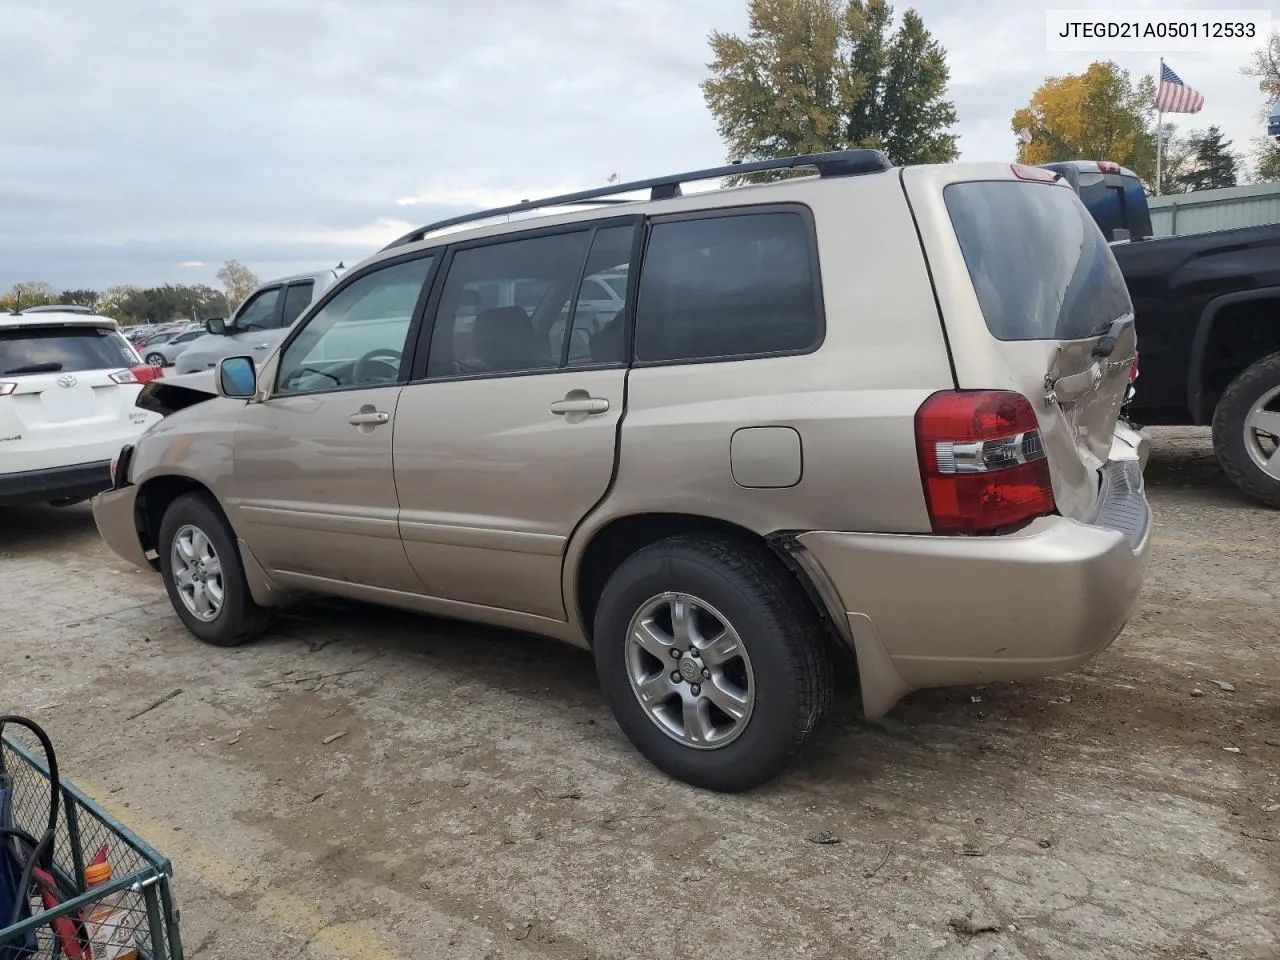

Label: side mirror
[205,317,228,336]
[216,356,257,399]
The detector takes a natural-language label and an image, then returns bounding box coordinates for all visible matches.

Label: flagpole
[1155,57,1164,196]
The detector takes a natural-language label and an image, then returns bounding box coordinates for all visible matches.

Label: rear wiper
[1091,315,1134,359]
[2,361,63,375]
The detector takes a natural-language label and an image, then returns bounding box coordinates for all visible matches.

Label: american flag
[1156,63,1204,114]
[1017,128,1033,146]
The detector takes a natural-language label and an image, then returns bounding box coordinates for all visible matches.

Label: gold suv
[93,151,1151,792]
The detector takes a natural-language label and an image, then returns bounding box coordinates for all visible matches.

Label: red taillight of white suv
[108,365,165,385]
[914,390,1057,533]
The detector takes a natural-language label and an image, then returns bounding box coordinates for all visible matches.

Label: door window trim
[631,202,826,369]
[265,251,439,399]
[407,215,643,385]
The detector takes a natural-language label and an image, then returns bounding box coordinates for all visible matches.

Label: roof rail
[382,148,892,251]
[14,304,95,315]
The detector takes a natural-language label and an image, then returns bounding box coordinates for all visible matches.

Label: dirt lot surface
[2,428,1277,960]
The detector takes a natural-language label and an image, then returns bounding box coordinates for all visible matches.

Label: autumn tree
[0,282,57,312]
[216,260,260,309]
[1012,61,1157,183]
[702,0,957,172]
[1243,31,1280,181]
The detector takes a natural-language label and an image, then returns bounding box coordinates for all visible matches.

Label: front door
[394,222,636,620]
[231,254,437,592]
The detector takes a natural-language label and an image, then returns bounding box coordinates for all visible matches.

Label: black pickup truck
[1045,160,1280,508]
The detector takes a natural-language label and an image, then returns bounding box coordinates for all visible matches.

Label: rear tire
[157,492,273,646]
[1211,352,1280,509]
[593,535,833,792]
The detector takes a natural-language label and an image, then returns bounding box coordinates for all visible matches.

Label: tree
[701,0,958,173]
[0,282,57,312]
[1242,32,1280,181]
[1012,61,1158,183]
[1153,122,1195,195]
[1243,30,1280,98]
[1255,142,1280,181]
[59,289,100,309]
[216,260,259,309]
[1171,126,1239,192]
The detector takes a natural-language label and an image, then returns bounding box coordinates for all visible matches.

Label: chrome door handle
[348,410,390,426]
[549,397,609,415]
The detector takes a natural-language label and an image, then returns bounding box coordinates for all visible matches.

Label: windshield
[0,326,137,375]
[944,180,1133,342]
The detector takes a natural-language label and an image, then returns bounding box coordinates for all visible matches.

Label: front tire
[593,535,833,792]
[1212,352,1280,509]
[158,493,272,646]
[145,352,165,366]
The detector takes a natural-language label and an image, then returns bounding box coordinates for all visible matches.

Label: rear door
[904,168,1137,520]
[392,221,635,620]
[0,323,151,471]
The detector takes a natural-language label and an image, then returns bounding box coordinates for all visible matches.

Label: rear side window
[944,181,1133,342]
[280,281,315,327]
[426,231,591,377]
[634,211,821,363]
[0,327,137,376]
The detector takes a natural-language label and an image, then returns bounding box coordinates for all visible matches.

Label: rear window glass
[944,181,1133,342]
[0,326,137,376]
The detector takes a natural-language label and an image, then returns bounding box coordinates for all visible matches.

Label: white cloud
[0,0,1271,290]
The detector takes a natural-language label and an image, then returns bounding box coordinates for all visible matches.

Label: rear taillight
[914,390,1057,534]
[1129,351,1139,383]
[1011,163,1061,183]
[109,365,164,385]
[0,382,15,397]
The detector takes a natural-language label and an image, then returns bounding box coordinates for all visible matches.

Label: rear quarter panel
[564,172,957,627]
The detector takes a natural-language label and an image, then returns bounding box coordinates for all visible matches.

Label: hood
[136,370,219,417]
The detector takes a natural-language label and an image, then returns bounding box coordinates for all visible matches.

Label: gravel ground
[1,427,1277,960]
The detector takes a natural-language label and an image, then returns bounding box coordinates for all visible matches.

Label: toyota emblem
[56,374,78,389]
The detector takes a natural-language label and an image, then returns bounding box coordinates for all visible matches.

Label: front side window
[634,211,821,363]
[275,256,434,396]
[234,288,281,332]
[426,231,591,377]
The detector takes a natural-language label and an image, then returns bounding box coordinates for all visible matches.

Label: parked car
[173,269,341,376]
[1,308,162,506]
[1045,158,1280,508]
[93,151,1151,791]
[140,327,207,367]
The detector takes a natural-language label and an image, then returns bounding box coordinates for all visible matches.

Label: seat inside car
[472,306,549,372]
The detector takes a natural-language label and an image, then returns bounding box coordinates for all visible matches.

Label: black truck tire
[1211,352,1280,509]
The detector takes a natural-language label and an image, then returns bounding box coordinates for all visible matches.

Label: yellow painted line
[1153,537,1274,556]
[89,788,405,960]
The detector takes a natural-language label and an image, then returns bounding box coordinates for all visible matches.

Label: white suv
[0,307,162,506]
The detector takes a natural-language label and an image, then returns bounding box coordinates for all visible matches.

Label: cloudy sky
[1,0,1271,292]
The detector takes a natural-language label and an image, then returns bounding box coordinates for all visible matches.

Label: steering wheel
[352,348,403,384]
